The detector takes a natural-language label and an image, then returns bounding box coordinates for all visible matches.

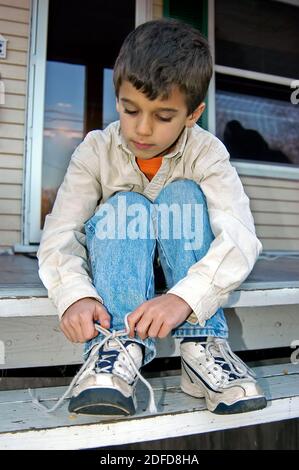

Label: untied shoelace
[29,316,157,415]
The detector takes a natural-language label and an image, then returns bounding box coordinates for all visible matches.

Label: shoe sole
[213,396,267,415]
[68,388,136,416]
[181,369,267,415]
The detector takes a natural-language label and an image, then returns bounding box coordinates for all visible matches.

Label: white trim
[24,0,49,244]
[231,160,299,181]
[14,243,39,253]
[207,0,216,134]
[1,370,298,449]
[135,0,153,26]
[214,65,297,86]
[1,285,299,317]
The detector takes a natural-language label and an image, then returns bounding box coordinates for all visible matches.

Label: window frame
[210,0,299,181]
[24,0,152,246]
[24,0,49,245]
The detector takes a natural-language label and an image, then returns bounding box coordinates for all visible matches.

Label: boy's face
[116,81,205,159]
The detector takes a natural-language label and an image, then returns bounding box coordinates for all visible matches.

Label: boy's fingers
[61,320,81,343]
[81,318,98,341]
[95,304,111,329]
[127,309,144,338]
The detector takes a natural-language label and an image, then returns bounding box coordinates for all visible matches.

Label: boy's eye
[157,116,172,122]
[124,108,137,115]
[123,108,172,122]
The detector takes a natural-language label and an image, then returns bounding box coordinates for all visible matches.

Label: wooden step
[0,363,299,450]
[1,253,299,369]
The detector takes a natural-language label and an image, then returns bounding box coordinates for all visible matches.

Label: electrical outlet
[0,35,7,59]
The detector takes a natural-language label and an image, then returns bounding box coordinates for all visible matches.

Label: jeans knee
[155,179,206,204]
[107,190,152,208]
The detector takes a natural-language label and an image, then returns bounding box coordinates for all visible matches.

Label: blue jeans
[84,179,228,365]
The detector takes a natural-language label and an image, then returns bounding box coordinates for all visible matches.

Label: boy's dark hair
[113,18,213,115]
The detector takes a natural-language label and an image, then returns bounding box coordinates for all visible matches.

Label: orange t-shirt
[136,156,163,181]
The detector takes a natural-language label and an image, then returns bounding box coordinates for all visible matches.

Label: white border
[207,0,216,134]
[24,0,49,244]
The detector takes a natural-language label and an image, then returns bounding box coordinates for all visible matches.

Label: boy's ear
[116,97,120,113]
[185,102,206,127]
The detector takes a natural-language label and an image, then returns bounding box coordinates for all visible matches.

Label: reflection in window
[216,90,299,165]
[41,61,85,227]
[215,0,299,78]
[103,68,119,129]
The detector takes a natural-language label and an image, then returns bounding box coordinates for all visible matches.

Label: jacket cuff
[167,272,226,327]
[51,282,104,320]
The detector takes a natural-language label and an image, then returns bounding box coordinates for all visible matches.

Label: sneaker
[68,338,144,415]
[29,324,157,416]
[180,337,267,414]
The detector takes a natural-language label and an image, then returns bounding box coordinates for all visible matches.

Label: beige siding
[153,0,163,19]
[240,176,299,251]
[0,0,30,247]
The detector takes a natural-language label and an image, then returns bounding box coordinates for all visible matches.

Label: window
[214,0,299,167]
[42,62,86,226]
[40,0,135,228]
[215,0,299,77]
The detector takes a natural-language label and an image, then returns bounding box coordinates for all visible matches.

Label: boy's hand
[127,294,193,340]
[60,297,111,343]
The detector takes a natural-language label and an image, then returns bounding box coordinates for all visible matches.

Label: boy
[37,18,267,416]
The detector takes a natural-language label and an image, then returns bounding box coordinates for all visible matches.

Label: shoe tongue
[103,339,121,352]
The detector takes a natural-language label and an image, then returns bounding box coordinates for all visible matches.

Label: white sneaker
[68,339,143,415]
[180,337,267,414]
[29,322,157,416]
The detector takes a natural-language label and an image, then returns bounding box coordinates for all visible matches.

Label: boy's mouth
[132,140,155,150]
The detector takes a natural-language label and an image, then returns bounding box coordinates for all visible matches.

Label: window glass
[215,0,299,78]
[41,0,135,227]
[216,75,299,165]
[103,68,119,129]
[42,62,85,225]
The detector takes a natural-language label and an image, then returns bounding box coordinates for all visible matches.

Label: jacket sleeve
[167,141,263,326]
[37,131,104,319]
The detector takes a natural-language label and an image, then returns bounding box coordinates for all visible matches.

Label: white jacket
[37,121,262,324]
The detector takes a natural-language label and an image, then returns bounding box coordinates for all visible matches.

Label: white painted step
[0,363,298,450]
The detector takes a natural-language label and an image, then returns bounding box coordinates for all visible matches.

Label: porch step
[0,363,299,450]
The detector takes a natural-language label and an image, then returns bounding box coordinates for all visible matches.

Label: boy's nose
[136,116,153,136]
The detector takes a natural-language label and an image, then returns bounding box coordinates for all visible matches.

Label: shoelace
[95,351,120,374]
[205,338,255,383]
[29,317,157,415]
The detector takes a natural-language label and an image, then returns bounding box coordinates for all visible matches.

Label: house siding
[241,176,299,251]
[0,0,30,247]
